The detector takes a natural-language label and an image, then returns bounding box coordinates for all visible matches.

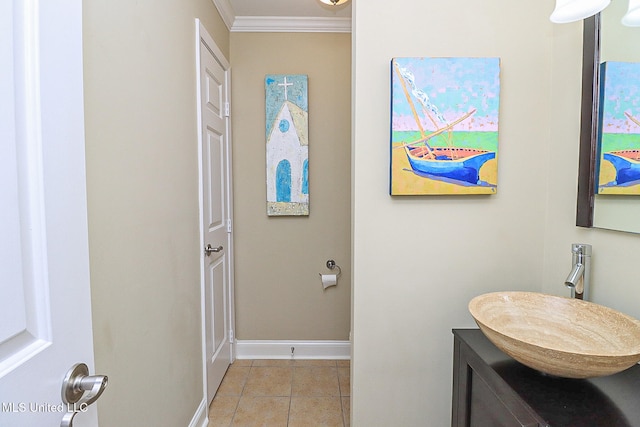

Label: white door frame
[195,18,235,407]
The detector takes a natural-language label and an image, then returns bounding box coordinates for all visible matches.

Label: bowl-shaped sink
[469,292,640,378]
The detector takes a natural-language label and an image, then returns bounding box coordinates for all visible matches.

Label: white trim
[211,0,235,31]
[188,398,209,427]
[211,0,352,33]
[195,17,235,408]
[198,21,230,70]
[235,340,351,360]
[195,18,207,414]
[231,16,351,33]
[225,66,236,364]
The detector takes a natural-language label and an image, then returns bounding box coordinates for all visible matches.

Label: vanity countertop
[453,329,640,426]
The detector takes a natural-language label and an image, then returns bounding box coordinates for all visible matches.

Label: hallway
[208,359,350,426]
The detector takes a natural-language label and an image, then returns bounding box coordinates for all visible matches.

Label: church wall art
[390,57,501,195]
[265,74,309,216]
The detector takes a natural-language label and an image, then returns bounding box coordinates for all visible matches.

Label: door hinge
[227,219,232,233]
[224,102,230,117]
[229,329,234,343]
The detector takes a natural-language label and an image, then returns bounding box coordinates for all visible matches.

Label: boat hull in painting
[405,146,495,184]
[603,150,640,186]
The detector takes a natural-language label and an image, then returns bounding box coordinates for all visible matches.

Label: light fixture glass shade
[550,0,610,23]
[622,0,640,26]
[319,0,350,5]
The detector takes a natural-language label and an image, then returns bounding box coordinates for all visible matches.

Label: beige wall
[352,0,557,425]
[83,1,227,425]
[230,33,352,340]
[354,1,640,425]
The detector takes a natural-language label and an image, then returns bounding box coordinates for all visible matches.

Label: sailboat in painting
[601,112,640,188]
[390,57,500,195]
[393,61,495,185]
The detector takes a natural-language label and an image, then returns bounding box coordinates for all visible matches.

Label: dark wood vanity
[452,329,640,426]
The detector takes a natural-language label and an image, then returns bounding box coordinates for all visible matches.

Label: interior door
[0,0,100,426]
[198,26,233,406]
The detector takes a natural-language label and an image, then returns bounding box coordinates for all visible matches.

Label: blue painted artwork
[265,75,309,216]
[279,119,290,133]
[276,160,292,202]
[302,159,309,195]
[390,57,500,195]
[596,61,640,194]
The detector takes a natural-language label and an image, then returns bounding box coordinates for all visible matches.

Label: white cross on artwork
[278,76,293,101]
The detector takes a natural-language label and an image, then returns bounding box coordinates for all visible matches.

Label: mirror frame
[576,15,600,227]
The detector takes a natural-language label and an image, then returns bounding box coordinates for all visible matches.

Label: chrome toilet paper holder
[322,259,342,277]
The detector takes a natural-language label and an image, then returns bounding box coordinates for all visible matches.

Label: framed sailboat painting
[596,61,640,195]
[390,57,501,195]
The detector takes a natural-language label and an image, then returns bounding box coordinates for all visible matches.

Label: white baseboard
[235,340,351,360]
[188,398,208,427]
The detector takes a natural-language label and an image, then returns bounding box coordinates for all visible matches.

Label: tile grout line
[336,362,346,427]
[230,359,252,427]
[226,364,240,427]
[287,364,293,426]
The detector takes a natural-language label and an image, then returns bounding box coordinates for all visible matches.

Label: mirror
[577,0,640,233]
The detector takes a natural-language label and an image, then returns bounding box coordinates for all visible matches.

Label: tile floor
[208,359,350,427]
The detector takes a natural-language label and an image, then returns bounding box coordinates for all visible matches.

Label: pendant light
[318,0,350,5]
[550,0,611,23]
[622,0,640,26]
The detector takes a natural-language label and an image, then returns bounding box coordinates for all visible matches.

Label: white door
[197,22,234,406]
[0,0,101,426]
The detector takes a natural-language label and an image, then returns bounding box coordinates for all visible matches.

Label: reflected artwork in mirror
[596,61,640,194]
[577,0,640,233]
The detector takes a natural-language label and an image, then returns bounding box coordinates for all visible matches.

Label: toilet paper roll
[320,274,337,289]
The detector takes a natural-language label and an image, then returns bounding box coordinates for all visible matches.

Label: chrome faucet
[564,243,592,300]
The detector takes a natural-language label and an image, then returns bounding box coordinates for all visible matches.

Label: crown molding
[231,16,351,33]
[212,0,235,30]
[211,0,351,33]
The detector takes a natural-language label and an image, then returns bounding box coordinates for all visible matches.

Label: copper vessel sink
[469,292,640,378]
